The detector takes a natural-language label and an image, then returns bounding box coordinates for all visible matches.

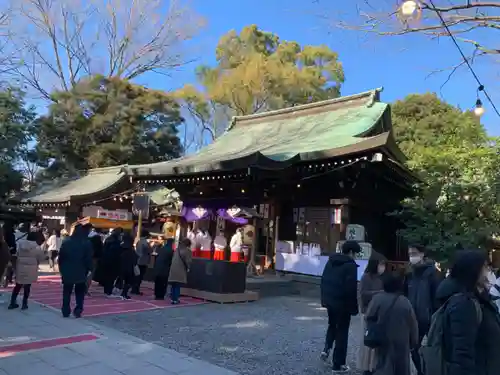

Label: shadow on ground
[90,296,364,375]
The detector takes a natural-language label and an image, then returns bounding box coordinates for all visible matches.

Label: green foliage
[35,76,183,174]
[391,93,499,261]
[175,25,345,145]
[0,87,36,197]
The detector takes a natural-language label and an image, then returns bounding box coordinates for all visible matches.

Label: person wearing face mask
[357,252,387,375]
[403,244,441,375]
[433,250,500,375]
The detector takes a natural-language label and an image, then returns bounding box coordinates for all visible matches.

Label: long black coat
[120,247,138,279]
[437,277,500,375]
[404,261,441,335]
[320,253,358,315]
[154,240,174,278]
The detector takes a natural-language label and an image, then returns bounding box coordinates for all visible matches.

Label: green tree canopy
[35,76,183,176]
[174,24,345,146]
[391,93,499,261]
[0,87,36,198]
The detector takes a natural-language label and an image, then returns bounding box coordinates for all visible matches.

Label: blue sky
[137,0,499,136]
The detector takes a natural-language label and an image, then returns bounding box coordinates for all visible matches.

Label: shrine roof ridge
[228,88,383,130]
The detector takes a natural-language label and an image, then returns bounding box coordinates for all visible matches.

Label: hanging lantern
[397,0,422,23]
[474,99,485,117]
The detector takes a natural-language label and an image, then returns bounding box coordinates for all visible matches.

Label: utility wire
[427,0,500,118]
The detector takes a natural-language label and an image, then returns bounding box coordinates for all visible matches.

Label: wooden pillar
[247,217,259,275]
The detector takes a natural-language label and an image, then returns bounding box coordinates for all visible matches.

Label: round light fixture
[474,99,485,117]
[400,0,418,16]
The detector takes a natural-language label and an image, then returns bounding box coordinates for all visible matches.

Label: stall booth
[71,216,134,233]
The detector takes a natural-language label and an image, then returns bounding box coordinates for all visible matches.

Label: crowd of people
[321,241,500,375]
[0,221,193,316]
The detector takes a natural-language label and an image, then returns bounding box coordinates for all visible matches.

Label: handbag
[133,265,140,276]
[364,295,399,349]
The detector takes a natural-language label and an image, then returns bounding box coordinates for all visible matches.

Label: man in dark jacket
[153,238,175,300]
[86,228,103,295]
[101,228,123,296]
[320,240,360,373]
[404,244,441,375]
[58,224,93,318]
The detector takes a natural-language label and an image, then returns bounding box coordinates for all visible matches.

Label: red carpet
[1,275,206,317]
[0,334,99,357]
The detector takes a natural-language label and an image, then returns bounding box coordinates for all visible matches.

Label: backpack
[364,295,400,349]
[419,293,482,375]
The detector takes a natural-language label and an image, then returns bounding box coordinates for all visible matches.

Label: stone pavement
[0,294,239,375]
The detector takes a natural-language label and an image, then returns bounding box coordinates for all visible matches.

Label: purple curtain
[216,209,248,225]
[181,206,213,222]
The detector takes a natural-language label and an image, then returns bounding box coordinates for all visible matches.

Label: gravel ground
[89,296,364,375]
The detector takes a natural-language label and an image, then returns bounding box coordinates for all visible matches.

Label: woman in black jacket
[153,238,174,300]
[436,250,500,375]
[119,233,138,300]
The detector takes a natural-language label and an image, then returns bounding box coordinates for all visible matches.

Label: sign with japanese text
[96,209,129,221]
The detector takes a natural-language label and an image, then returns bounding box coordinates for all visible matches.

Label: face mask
[377,266,386,275]
[409,256,422,265]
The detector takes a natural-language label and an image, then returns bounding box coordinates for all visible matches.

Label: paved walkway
[0,294,239,375]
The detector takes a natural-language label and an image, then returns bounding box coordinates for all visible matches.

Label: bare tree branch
[3,0,204,100]
[328,0,500,86]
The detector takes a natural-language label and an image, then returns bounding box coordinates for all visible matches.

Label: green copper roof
[18,88,404,203]
[129,88,395,176]
[20,166,125,203]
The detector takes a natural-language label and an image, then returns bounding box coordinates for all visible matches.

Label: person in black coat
[2,222,16,287]
[403,244,441,375]
[436,250,500,375]
[86,228,103,295]
[101,228,123,296]
[58,224,93,318]
[119,233,138,300]
[320,240,360,373]
[153,238,175,300]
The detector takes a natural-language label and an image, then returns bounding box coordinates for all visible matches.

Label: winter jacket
[3,227,16,254]
[88,232,103,260]
[58,227,93,284]
[404,261,441,333]
[359,273,383,314]
[436,277,500,375]
[120,247,139,279]
[101,234,123,266]
[154,239,174,278]
[169,244,192,284]
[16,239,44,284]
[135,238,152,266]
[320,253,359,315]
[46,235,62,252]
[0,238,10,278]
[366,292,419,375]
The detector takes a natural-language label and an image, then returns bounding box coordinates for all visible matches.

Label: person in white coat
[229,228,243,262]
[8,232,44,310]
[46,229,63,270]
[198,230,212,259]
[187,227,198,256]
[213,234,227,260]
